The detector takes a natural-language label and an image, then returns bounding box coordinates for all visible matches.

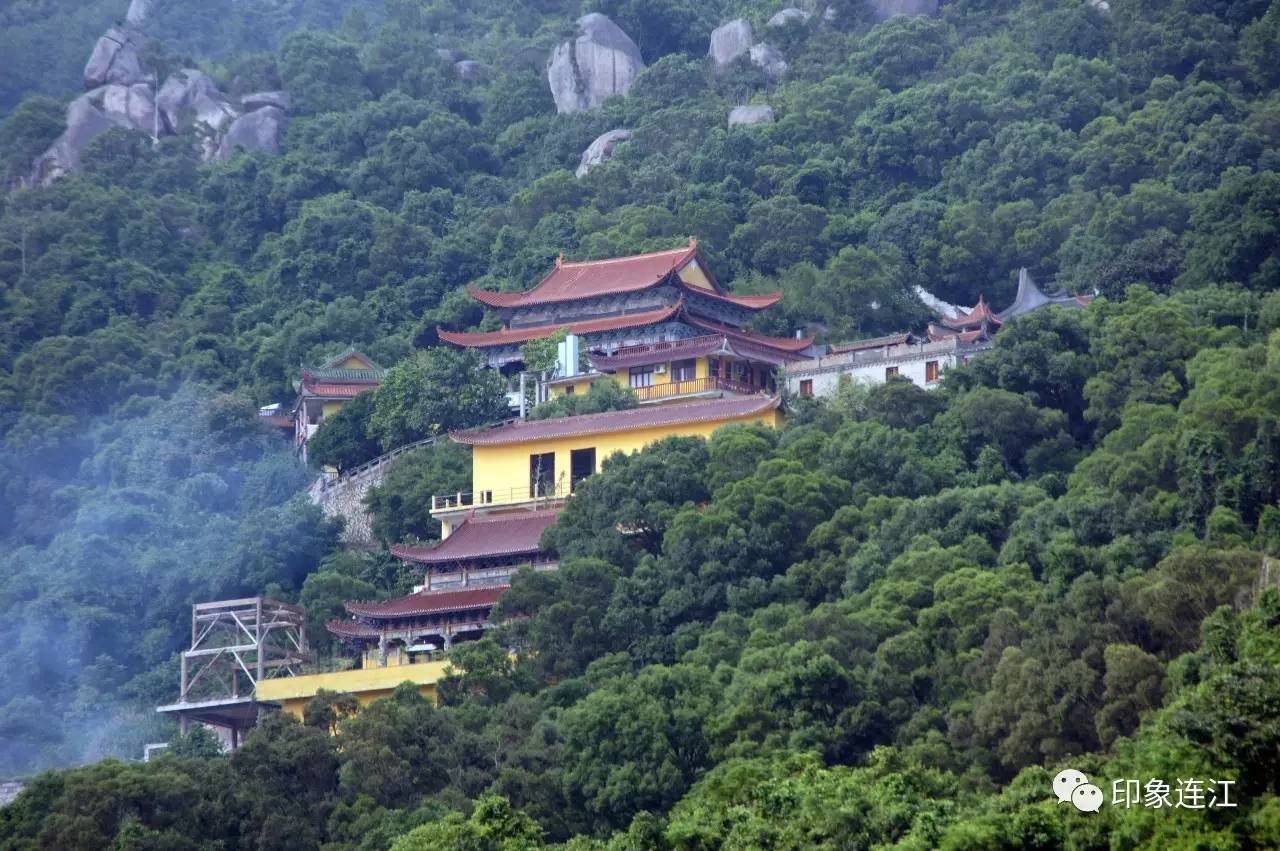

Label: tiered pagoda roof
[465,240,780,311]
[298,349,385,399]
[450,394,780,446]
[390,509,561,565]
[438,303,682,348]
[927,295,1002,342]
[343,584,510,620]
[439,240,809,357]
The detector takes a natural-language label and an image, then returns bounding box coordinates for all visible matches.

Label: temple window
[570,447,596,491]
[799,379,814,397]
[926,360,940,382]
[672,359,697,382]
[529,452,555,497]
[629,365,655,388]
[886,366,899,379]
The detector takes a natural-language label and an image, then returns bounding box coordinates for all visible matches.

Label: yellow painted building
[434,395,783,521]
[548,350,780,404]
[294,349,385,463]
[254,659,452,719]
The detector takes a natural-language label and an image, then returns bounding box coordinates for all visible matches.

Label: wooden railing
[630,376,758,402]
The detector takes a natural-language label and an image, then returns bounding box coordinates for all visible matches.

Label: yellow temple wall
[550,356,715,400]
[254,660,452,719]
[470,407,783,503]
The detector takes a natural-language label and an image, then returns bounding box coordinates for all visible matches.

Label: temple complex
[293,348,384,463]
[211,243,797,722]
[439,238,816,407]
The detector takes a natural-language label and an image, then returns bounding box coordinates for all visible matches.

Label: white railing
[432,480,572,512]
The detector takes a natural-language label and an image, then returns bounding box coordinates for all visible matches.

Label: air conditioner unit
[654,364,667,374]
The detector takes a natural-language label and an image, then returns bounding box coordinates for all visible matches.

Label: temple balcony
[431,481,571,515]
[629,375,759,403]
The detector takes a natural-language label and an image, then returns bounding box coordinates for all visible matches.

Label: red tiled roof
[391,509,561,565]
[588,335,732,371]
[683,313,816,354]
[451,394,781,446]
[468,244,698,308]
[939,295,1003,331]
[344,584,509,619]
[465,241,782,312]
[928,325,991,344]
[685,288,783,309]
[325,619,380,638]
[438,304,682,348]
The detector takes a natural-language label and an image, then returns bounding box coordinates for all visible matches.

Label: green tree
[368,348,509,449]
[307,390,381,470]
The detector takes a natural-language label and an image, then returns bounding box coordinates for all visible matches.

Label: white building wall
[785,339,990,398]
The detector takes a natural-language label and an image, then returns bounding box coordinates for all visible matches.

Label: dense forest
[1,0,1278,846]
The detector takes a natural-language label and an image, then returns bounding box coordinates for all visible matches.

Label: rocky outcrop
[214,106,286,161]
[709,19,754,70]
[768,8,811,27]
[28,9,292,186]
[729,104,775,127]
[576,128,633,177]
[750,43,788,80]
[709,19,788,80]
[125,0,153,24]
[84,26,148,89]
[241,90,290,112]
[91,82,157,133]
[29,85,158,186]
[867,0,938,20]
[29,98,115,184]
[455,60,484,82]
[547,13,645,114]
[157,70,236,138]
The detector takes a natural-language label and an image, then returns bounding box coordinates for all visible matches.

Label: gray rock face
[1087,0,1111,12]
[125,0,153,24]
[728,104,775,127]
[88,83,157,134]
[867,0,938,21]
[30,98,114,185]
[241,90,290,112]
[575,128,633,177]
[547,13,645,114]
[750,43,788,79]
[214,106,286,161]
[709,19,754,70]
[84,27,147,89]
[158,70,237,137]
[768,8,812,27]
[455,60,484,82]
[436,47,459,62]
